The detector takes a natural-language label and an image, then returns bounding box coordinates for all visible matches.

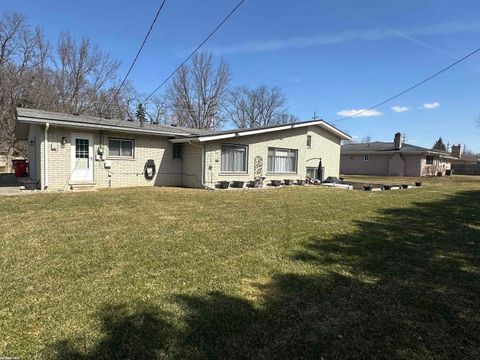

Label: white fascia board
[171,120,351,143]
[17,116,187,137]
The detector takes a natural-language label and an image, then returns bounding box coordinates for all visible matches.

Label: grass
[1,175,479,359]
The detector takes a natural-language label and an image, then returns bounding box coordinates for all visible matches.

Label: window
[426,155,434,165]
[306,167,318,179]
[75,139,89,159]
[173,144,183,159]
[108,138,134,158]
[268,147,298,173]
[221,144,247,173]
[307,135,312,148]
[363,154,369,161]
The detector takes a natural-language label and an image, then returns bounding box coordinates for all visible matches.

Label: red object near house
[13,159,28,177]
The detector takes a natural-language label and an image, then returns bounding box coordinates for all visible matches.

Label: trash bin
[13,159,28,177]
[445,169,453,176]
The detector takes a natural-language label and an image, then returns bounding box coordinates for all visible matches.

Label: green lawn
[1,176,479,359]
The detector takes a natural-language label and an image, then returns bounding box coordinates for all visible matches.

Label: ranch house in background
[340,132,457,177]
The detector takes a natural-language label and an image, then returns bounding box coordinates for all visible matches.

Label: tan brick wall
[182,144,204,188]
[203,125,342,187]
[43,126,183,190]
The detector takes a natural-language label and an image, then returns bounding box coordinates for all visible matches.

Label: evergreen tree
[432,137,447,152]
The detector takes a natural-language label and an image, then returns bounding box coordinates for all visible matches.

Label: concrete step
[69,182,96,192]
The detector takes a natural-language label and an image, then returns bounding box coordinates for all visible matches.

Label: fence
[451,164,480,175]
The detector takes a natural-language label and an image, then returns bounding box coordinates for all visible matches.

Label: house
[450,144,480,165]
[340,132,457,177]
[15,108,351,190]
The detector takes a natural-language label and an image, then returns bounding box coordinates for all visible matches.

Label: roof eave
[16,115,189,137]
[169,121,351,143]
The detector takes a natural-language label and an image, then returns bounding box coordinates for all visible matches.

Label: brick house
[15,108,351,190]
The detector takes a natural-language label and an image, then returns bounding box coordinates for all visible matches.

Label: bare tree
[167,53,231,130]
[146,95,169,124]
[227,85,288,128]
[275,112,299,125]
[361,135,372,143]
[0,13,49,171]
[52,32,123,116]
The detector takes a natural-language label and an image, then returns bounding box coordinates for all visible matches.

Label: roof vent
[72,112,79,116]
[170,123,178,127]
[104,116,112,120]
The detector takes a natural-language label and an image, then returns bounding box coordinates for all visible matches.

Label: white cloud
[208,22,480,55]
[391,106,410,113]
[336,109,383,117]
[422,102,440,109]
[293,78,300,83]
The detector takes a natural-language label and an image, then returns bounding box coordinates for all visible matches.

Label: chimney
[451,144,461,158]
[394,132,402,150]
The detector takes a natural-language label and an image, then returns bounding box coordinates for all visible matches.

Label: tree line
[0,12,297,164]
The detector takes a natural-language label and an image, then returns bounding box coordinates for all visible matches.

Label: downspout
[44,123,49,190]
[187,140,215,190]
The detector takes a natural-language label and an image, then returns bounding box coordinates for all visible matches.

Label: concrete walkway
[0,186,30,196]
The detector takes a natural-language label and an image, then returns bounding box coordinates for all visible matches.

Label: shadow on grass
[49,191,480,359]
[47,303,175,359]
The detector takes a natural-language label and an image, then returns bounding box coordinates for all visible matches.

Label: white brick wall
[203,125,342,187]
[43,126,183,190]
[38,124,343,190]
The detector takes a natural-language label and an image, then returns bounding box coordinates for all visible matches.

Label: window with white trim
[307,135,312,148]
[221,144,248,173]
[108,138,134,158]
[363,154,369,161]
[268,147,298,173]
[426,155,434,165]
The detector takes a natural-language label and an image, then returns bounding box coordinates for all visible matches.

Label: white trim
[169,121,351,143]
[17,116,187,137]
[44,123,49,189]
[71,132,94,183]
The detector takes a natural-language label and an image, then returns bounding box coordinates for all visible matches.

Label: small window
[307,135,312,148]
[426,155,434,165]
[108,138,134,158]
[221,144,248,173]
[173,144,183,159]
[363,154,369,161]
[268,147,298,173]
[306,167,317,179]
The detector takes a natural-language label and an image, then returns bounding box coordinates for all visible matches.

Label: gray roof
[16,108,215,136]
[16,107,351,141]
[342,141,456,158]
[342,141,432,153]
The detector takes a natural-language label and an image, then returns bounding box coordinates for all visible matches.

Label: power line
[144,0,247,102]
[109,0,168,107]
[332,47,480,123]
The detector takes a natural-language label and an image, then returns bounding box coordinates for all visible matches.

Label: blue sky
[2,0,480,151]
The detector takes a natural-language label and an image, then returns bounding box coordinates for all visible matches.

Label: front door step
[69,182,96,192]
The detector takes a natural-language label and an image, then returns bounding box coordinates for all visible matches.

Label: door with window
[71,133,94,182]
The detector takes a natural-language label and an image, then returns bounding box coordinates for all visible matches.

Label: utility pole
[402,133,406,143]
[312,111,318,120]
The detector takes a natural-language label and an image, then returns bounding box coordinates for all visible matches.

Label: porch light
[61,136,66,147]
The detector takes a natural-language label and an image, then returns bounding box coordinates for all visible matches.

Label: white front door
[71,133,94,182]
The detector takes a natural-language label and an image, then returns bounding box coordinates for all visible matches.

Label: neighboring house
[340,132,457,177]
[15,108,351,190]
[450,144,480,165]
